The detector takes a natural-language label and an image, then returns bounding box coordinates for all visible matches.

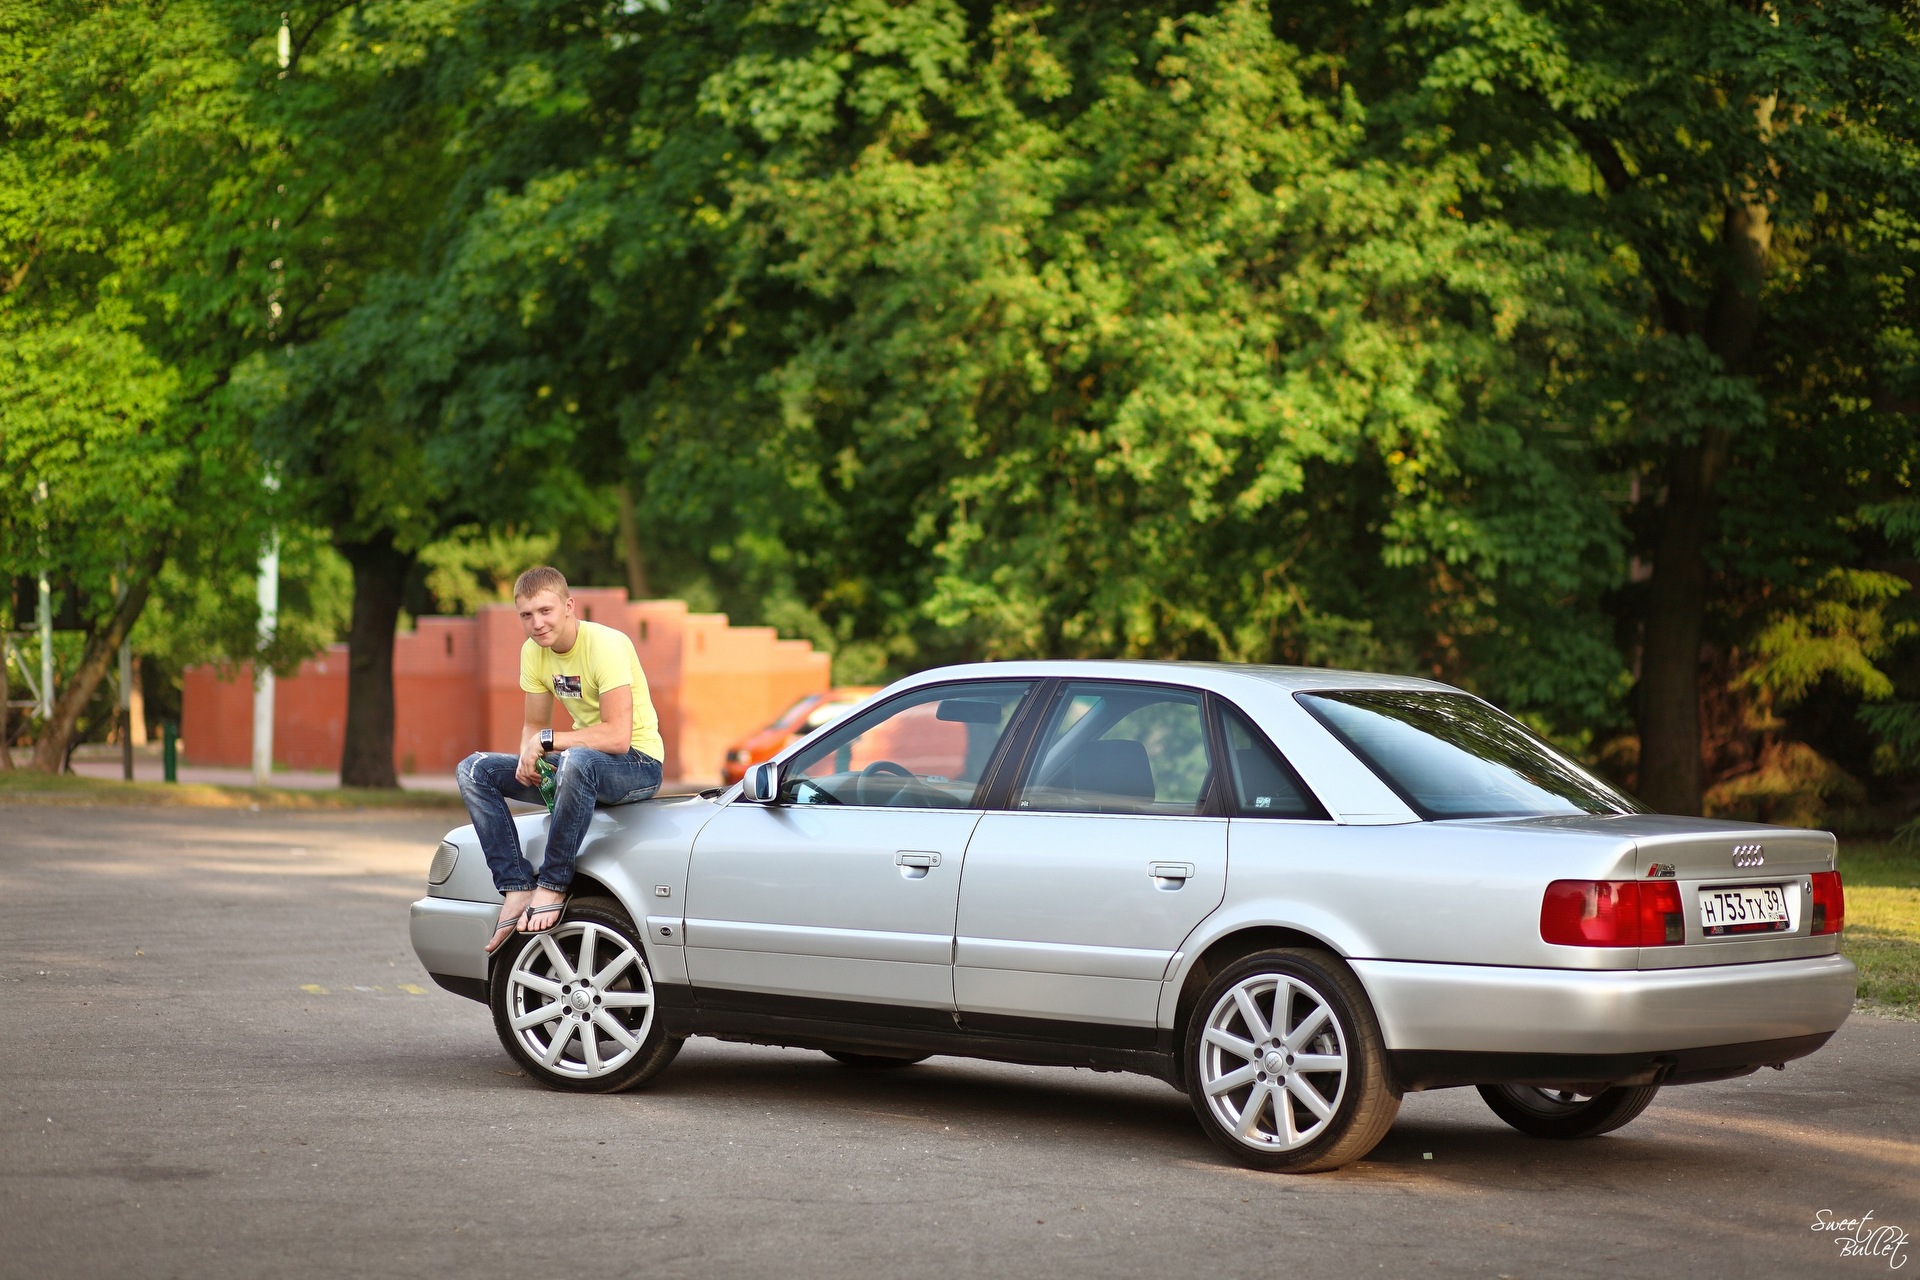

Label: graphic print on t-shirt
[553,674,583,698]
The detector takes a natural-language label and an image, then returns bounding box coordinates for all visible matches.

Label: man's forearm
[547,722,631,754]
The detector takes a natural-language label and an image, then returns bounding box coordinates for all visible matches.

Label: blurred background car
[719,686,881,785]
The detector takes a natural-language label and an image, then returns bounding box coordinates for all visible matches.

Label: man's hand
[516,736,543,787]
[519,692,556,785]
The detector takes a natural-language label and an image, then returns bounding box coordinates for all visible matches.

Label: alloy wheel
[502,920,655,1080]
[1197,972,1350,1152]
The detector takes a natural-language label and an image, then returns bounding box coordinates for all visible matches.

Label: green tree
[1308,0,1920,809]
[654,1,1628,736]
[0,0,291,771]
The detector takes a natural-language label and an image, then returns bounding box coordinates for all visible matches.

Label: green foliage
[1744,569,1913,706]
[0,0,289,763]
[10,0,1920,807]
[420,525,561,615]
[644,0,1629,734]
[134,528,352,679]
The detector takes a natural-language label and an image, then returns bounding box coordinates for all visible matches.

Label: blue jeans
[455,748,663,893]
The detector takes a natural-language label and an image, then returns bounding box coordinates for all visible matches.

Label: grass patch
[0,768,464,811]
[1837,839,1920,1018]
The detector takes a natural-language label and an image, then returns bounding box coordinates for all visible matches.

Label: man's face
[516,589,573,647]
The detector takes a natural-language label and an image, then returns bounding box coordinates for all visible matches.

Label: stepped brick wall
[180,594,831,784]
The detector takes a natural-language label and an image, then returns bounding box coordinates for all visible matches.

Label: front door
[684,680,1036,1022]
[955,681,1228,1041]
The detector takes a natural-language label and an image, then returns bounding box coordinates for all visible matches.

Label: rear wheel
[1184,948,1399,1172]
[1476,1084,1660,1138]
[489,897,682,1093]
[823,1051,930,1069]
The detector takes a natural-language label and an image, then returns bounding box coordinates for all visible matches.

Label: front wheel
[1476,1084,1660,1138]
[489,898,682,1093]
[1184,948,1399,1173]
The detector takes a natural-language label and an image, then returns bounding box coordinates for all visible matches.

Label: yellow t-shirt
[520,620,666,765]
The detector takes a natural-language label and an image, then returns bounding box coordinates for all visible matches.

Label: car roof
[883,659,1460,699]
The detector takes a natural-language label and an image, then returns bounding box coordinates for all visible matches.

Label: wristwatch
[539,728,554,752]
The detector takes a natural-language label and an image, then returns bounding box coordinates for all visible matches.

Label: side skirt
[654,985,1178,1085]
[1389,1032,1834,1094]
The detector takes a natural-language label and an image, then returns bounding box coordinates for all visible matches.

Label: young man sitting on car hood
[456,566,667,953]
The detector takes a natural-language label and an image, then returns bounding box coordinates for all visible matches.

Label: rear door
[954,680,1228,1042]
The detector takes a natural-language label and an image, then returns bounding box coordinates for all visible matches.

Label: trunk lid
[1463,814,1840,968]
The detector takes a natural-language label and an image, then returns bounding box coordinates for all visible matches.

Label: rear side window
[1016,682,1214,815]
[1219,706,1327,820]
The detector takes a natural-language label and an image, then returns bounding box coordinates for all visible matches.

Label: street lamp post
[252,14,291,789]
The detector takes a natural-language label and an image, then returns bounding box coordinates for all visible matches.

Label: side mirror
[743,761,781,804]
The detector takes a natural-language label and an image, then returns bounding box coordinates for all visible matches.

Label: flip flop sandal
[520,899,568,934]
[483,912,523,954]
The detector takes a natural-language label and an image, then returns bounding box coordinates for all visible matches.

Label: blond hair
[512,565,569,602]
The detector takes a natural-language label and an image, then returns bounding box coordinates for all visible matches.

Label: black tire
[1476,1084,1660,1138]
[823,1050,931,1069]
[1183,948,1399,1173]
[489,897,682,1094]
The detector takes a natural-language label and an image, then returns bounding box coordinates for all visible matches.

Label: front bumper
[410,896,497,1002]
[1353,953,1856,1056]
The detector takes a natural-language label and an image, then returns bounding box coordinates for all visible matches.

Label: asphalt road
[1,805,1914,1280]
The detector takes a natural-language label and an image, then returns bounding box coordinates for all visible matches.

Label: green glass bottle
[535,754,558,812]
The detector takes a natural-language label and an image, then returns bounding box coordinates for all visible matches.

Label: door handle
[896,852,941,868]
[1149,862,1195,886]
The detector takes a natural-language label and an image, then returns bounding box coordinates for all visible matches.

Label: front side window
[779,681,1033,808]
[1296,690,1641,821]
[1016,683,1214,816]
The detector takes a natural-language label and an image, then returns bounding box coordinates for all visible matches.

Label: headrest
[1067,739,1155,802]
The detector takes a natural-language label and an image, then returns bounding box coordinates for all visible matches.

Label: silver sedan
[411,661,1856,1172]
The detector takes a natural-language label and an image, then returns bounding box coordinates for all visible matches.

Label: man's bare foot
[519,886,569,934]
[484,889,535,954]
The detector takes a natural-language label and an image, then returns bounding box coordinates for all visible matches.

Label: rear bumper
[1389,1032,1833,1092]
[410,896,496,1003]
[1353,953,1856,1057]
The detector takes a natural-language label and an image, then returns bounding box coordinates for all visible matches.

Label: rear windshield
[1296,690,1641,820]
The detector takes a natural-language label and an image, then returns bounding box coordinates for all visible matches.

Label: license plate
[1699,883,1791,936]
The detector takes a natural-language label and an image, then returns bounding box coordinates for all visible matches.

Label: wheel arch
[1163,924,1346,1089]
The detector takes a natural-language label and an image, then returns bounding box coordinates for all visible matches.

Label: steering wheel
[855,759,918,806]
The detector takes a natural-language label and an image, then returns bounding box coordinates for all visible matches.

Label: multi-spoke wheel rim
[1199,973,1349,1152]
[503,921,654,1080]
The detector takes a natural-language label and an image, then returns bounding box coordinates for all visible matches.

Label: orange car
[720,686,882,785]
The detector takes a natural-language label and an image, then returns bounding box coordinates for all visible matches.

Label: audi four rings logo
[1732,844,1766,868]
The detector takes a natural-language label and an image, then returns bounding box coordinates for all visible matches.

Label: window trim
[1205,694,1331,822]
[770,678,1042,811]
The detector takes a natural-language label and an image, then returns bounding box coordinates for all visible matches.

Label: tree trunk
[1,626,11,770]
[29,547,166,772]
[338,534,413,789]
[1634,199,1771,814]
[616,481,650,601]
[1636,437,1725,813]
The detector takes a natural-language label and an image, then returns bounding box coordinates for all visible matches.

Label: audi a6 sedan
[410,661,1855,1172]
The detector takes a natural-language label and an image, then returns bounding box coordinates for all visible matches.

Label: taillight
[1541,879,1684,947]
[1810,871,1845,935]
[1639,880,1684,945]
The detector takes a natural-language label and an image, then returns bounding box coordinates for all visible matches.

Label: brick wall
[180,593,831,784]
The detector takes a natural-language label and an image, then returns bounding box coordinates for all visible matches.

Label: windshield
[1296,690,1641,820]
